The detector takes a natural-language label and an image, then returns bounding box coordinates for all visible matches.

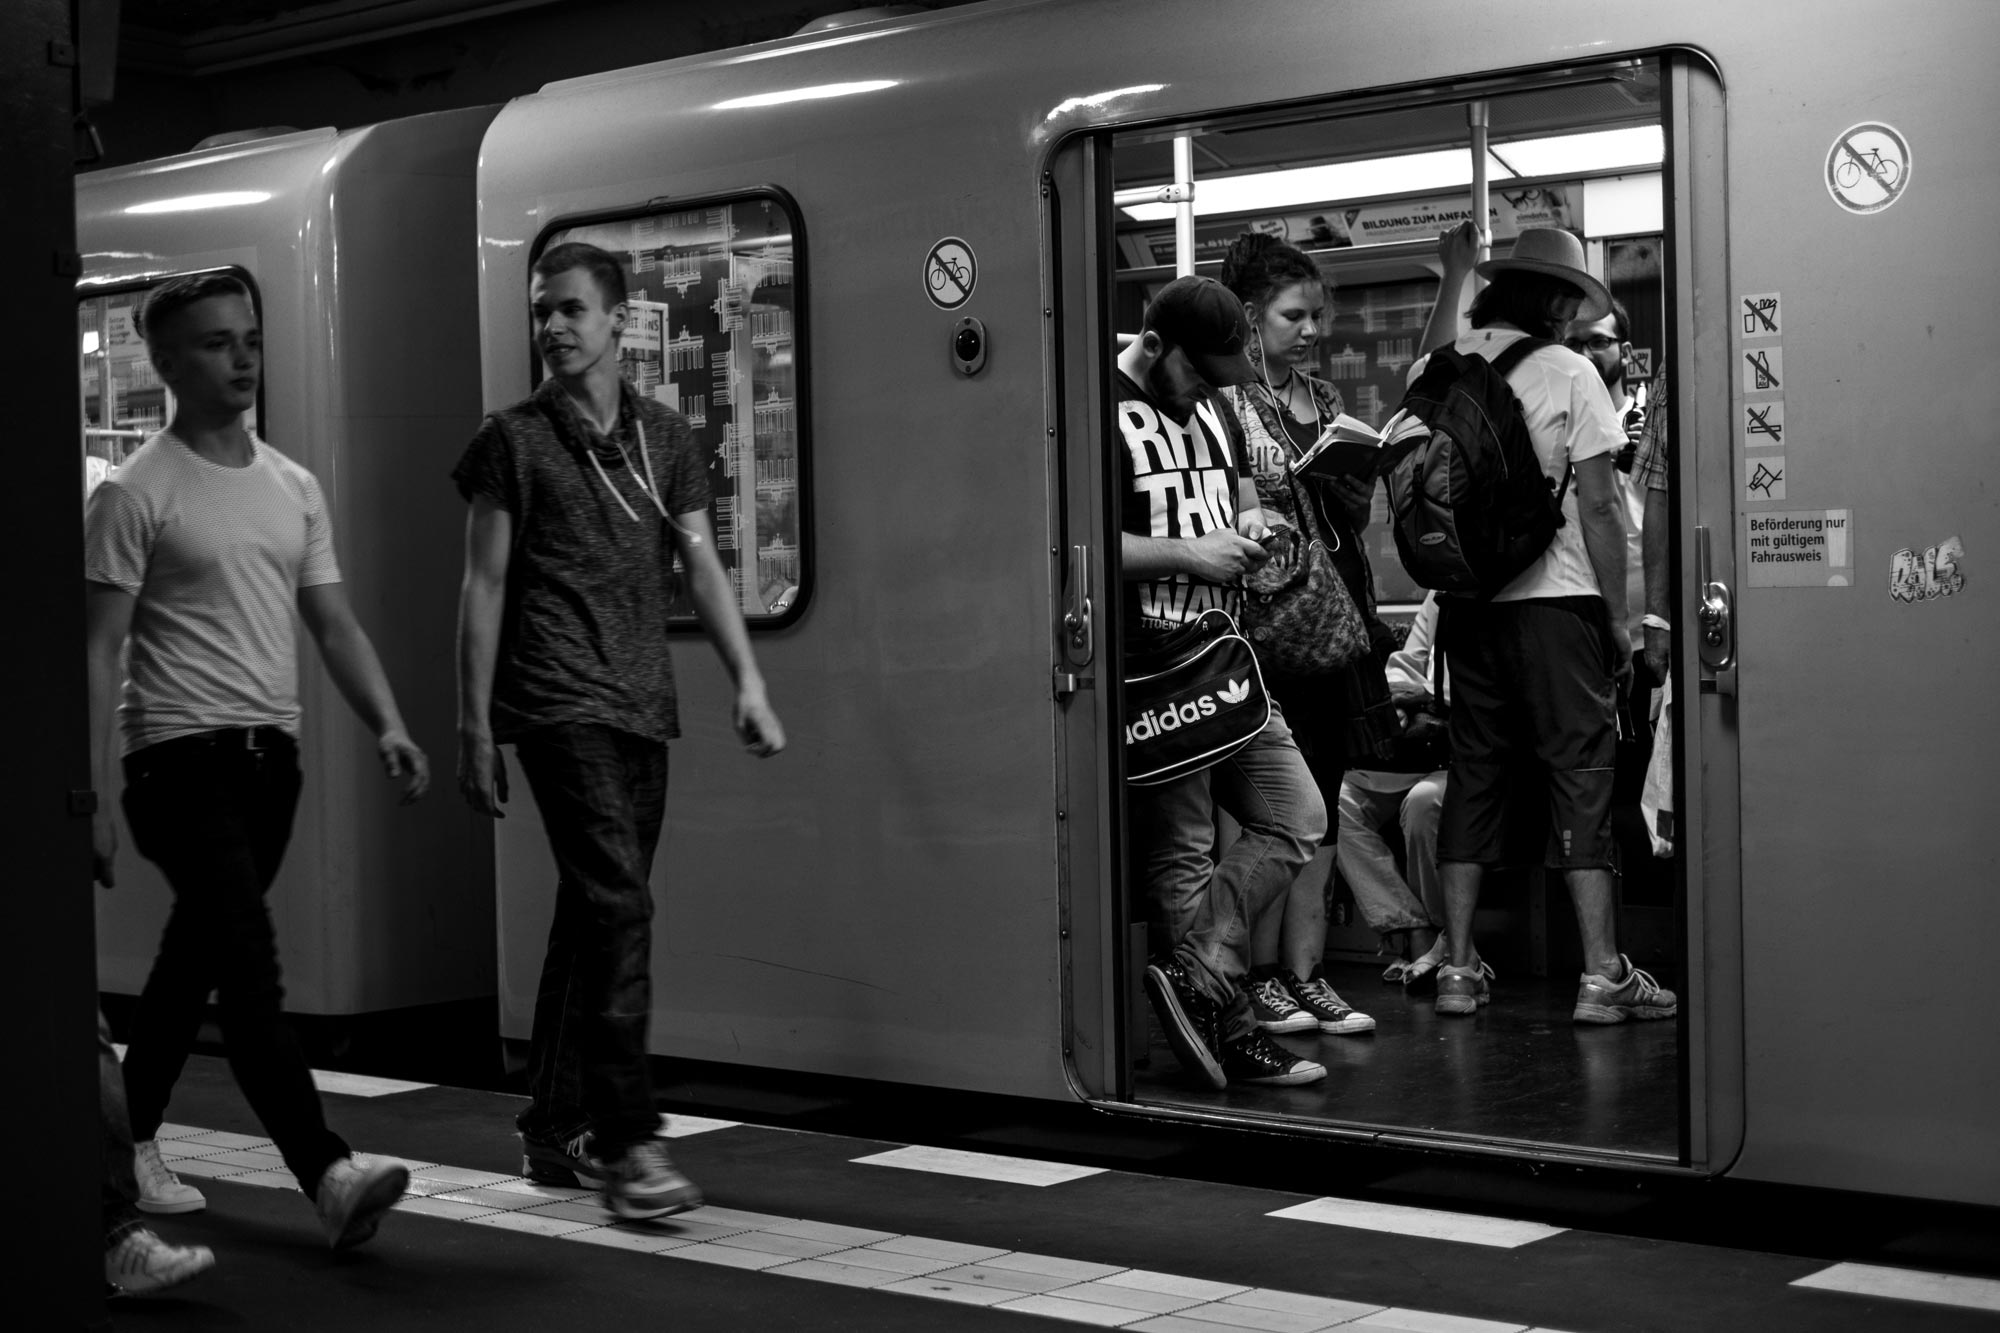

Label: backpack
[1383,337,1569,597]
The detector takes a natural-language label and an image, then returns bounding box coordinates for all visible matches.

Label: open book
[1289,410,1429,482]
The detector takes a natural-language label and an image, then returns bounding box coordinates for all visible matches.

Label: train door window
[539,192,809,627]
[77,269,263,500]
[1102,59,1681,1163]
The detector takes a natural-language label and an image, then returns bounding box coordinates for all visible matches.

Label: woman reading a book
[1215,231,1416,1040]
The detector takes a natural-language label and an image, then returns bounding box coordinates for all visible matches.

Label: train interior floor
[1131,959,1681,1159]
[96,1047,2000,1331]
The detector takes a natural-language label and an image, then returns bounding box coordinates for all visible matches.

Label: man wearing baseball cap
[1410,228,1679,1027]
[1115,275,1328,1091]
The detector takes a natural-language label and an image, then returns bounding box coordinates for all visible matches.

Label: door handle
[1062,544,1093,667]
[1694,524,1736,691]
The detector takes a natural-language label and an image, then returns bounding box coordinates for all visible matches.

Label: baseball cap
[1142,276,1259,387]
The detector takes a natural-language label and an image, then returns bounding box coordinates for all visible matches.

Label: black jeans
[513,723,669,1158]
[120,730,347,1198]
[101,1009,141,1249]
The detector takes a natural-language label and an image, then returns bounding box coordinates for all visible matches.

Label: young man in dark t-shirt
[1117,276,1328,1090]
[453,242,785,1220]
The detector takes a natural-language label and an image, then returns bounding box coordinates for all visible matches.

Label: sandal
[1381,959,1412,984]
[1399,938,1451,993]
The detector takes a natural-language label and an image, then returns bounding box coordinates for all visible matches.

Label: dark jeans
[513,723,669,1158]
[101,1010,141,1249]
[120,730,347,1199]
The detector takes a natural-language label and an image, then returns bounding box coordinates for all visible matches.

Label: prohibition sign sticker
[1826,122,1910,214]
[924,236,977,310]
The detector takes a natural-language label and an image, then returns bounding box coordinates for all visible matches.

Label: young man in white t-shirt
[84,273,431,1250]
[1416,230,1678,1027]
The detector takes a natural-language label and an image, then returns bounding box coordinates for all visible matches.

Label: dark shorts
[1435,596,1618,870]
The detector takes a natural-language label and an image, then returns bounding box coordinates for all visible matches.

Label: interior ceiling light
[713,79,896,110]
[1490,125,1663,179]
[124,191,273,215]
[1121,125,1663,222]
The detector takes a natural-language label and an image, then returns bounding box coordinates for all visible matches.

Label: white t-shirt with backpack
[1408,327,1626,602]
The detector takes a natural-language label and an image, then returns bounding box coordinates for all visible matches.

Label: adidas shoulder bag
[1122,608,1271,787]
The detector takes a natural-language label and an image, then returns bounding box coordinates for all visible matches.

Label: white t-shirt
[84,431,342,753]
[1409,328,1626,602]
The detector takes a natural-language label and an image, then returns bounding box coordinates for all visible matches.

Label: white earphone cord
[584,418,704,545]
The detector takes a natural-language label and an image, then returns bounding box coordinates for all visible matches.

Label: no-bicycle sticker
[923,237,977,310]
[1826,122,1910,214]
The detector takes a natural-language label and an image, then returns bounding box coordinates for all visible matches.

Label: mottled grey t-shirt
[452,377,711,744]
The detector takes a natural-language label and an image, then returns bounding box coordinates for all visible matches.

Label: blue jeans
[120,731,348,1198]
[513,723,668,1157]
[1129,704,1327,1042]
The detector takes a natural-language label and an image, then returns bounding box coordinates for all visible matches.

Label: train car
[76,106,501,1019]
[472,0,1996,1204]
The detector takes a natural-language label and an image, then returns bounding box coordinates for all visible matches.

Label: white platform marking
[311,1069,435,1098]
[1793,1262,2000,1312]
[158,1119,1595,1332]
[1267,1197,1566,1249]
[852,1144,1107,1186]
[659,1113,742,1137]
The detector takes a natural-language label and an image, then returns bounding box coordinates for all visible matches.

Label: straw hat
[1475,227,1611,321]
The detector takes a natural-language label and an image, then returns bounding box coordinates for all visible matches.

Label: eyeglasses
[1565,335,1622,353]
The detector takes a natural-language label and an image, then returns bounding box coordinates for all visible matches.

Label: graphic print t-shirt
[1115,371,1243,646]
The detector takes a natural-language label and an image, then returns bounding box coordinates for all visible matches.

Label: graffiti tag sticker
[1890,536,1965,604]
[1826,122,1911,214]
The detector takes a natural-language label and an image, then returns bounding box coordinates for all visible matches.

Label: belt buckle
[243,727,270,753]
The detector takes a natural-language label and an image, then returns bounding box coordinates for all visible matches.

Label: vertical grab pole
[1468,101,1491,263]
[1173,134,1195,277]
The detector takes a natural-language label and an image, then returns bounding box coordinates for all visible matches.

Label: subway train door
[1056,54,1748,1173]
[1048,134,1127,1103]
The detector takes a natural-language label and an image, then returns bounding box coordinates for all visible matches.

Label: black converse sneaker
[1220,1030,1326,1086]
[1286,967,1377,1035]
[1144,959,1226,1089]
[1247,967,1317,1033]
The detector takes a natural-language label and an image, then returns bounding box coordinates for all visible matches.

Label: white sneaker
[315,1154,409,1250]
[134,1139,206,1215]
[105,1228,215,1296]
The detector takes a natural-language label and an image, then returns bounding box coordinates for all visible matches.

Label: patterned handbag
[1240,471,1371,679]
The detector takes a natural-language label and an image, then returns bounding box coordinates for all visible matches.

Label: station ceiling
[117,0,964,74]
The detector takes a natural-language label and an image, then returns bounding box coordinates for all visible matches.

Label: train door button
[951,316,987,376]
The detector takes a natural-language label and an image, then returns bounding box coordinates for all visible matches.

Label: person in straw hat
[1412,227,1679,1027]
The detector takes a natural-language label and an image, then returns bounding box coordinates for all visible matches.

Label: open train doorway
[1090,56,1704,1166]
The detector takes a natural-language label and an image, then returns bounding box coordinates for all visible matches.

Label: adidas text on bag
[1384,337,1569,597]
[1123,609,1271,786]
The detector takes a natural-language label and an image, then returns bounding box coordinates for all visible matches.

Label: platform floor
[104,1053,2000,1331]
[1133,960,1680,1159]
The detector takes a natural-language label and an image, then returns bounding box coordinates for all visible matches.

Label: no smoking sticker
[923,236,977,310]
[1826,122,1910,214]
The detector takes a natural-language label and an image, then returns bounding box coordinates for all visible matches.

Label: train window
[1102,59,1681,1161]
[540,191,809,627]
[76,268,264,500]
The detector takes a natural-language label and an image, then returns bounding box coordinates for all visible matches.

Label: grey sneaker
[133,1139,206,1214]
[600,1140,703,1221]
[1574,956,1678,1024]
[315,1154,409,1250]
[1435,959,1495,1016]
[105,1228,214,1296]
